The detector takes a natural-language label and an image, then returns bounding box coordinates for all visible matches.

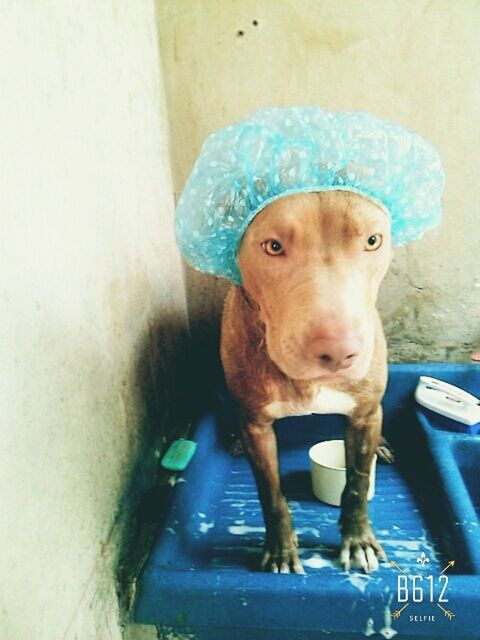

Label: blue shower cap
[176,107,445,284]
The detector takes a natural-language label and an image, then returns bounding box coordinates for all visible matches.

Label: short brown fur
[221,191,392,573]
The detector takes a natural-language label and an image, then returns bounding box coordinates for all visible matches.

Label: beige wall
[0,2,188,639]
[158,0,480,365]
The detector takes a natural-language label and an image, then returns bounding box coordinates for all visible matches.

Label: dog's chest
[264,386,357,419]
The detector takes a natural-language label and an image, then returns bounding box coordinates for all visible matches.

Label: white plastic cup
[308,439,376,506]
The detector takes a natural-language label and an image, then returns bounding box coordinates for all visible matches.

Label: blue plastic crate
[134,364,480,639]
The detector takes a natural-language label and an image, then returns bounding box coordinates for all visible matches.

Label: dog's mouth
[263,316,376,383]
[315,372,346,383]
[271,355,368,383]
[267,339,373,383]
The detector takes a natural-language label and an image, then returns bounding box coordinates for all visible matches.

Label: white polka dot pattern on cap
[175,106,445,284]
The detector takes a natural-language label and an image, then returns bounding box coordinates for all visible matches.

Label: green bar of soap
[161,438,197,471]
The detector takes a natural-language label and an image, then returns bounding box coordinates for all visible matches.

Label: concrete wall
[0,2,188,639]
[158,0,480,367]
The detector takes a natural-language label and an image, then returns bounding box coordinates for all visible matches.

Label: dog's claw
[260,511,304,573]
[340,533,387,573]
[377,437,395,464]
[293,560,306,574]
[260,542,304,574]
[260,550,270,571]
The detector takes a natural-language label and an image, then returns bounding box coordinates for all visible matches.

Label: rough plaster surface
[124,627,194,640]
[0,2,188,639]
[124,625,159,640]
[158,0,480,366]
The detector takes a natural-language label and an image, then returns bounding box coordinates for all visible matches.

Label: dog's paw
[339,532,387,573]
[261,531,305,574]
[376,436,395,464]
[228,437,244,456]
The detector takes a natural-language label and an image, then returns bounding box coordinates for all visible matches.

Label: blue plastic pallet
[134,364,480,639]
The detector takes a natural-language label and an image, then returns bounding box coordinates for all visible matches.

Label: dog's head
[237,191,391,382]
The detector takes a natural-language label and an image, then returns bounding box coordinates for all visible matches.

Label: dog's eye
[262,239,285,256]
[365,234,383,251]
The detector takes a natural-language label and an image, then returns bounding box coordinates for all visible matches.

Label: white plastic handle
[419,376,480,405]
[415,376,480,426]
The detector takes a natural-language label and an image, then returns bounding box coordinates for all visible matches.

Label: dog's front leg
[339,405,387,573]
[240,414,304,574]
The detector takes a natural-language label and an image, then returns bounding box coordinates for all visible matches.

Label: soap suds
[379,539,420,550]
[302,554,333,569]
[199,521,214,533]
[228,524,265,535]
[346,573,372,593]
[379,595,397,639]
[363,617,375,636]
[168,476,186,487]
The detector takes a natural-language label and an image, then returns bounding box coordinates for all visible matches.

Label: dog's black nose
[313,334,361,371]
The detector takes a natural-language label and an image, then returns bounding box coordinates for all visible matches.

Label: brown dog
[220,190,392,574]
